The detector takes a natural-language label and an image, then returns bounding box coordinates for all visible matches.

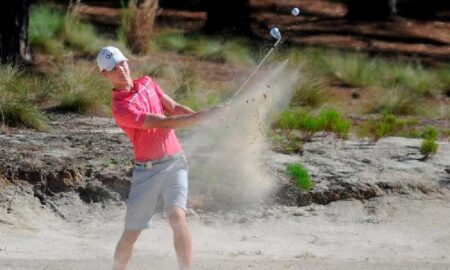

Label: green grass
[63,15,103,56]
[326,52,379,87]
[270,131,304,154]
[437,67,450,97]
[53,61,111,115]
[0,65,49,131]
[277,47,450,98]
[274,108,350,140]
[0,100,49,131]
[369,88,422,116]
[29,4,65,57]
[357,114,422,141]
[150,30,255,66]
[421,126,438,140]
[291,75,328,108]
[382,62,441,97]
[420,139,438,160]
[286,163,314,191]
[30,3,113,58]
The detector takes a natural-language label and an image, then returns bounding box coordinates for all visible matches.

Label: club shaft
[228,39,281,104]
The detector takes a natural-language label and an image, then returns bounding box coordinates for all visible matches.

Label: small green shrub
[275,110,301,130]
[286,163,314,191]
[274,108,350,140]
[357,114,422,141]
[420,139,438,160]
[421,126,438,140]
[357,114,399,142]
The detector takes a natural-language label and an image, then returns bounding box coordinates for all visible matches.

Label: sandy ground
[1,190,449,270]
[1,62,449,270]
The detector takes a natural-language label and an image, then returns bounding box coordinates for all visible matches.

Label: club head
[270,27,281,41]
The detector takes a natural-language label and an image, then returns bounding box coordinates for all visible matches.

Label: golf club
[227,27,282,105]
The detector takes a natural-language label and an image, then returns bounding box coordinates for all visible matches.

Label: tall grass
[150,30,255,66]
[291,75,328,108]
[437,67,450,97]
[279,47,450,98]
[0,66,49,131]
[29,4,65,57]
[382,62,441,97]
[125,0,158,53]
[369,88,421,115]
[326,52,379,87]
[29,3,110,57]
[53,61,111,115]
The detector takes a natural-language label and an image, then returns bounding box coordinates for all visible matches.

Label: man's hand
[207,104,230,120]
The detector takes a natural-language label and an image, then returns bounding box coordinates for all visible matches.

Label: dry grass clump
[291,75,328,108]
[0,65,49,131]
[126,0,158,54]
[52,61,111,115]
[368,88,422,116]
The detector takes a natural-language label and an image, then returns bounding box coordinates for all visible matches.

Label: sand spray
[183,61,301,210]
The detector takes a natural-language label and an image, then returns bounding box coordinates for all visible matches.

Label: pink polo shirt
[112,76,182,162]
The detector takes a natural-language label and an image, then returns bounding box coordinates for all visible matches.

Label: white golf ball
[291,7,300,16]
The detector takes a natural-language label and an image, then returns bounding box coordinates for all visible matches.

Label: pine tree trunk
[0,0,32,64]
[127,0,159,54]
[203,0,253,36]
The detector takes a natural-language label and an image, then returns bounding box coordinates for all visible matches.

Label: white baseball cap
[96,46,128,71]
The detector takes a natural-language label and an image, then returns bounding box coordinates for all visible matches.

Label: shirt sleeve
[112,101,146,129]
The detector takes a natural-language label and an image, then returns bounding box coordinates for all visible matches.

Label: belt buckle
[144,161,153,169]
[136,161,152,169]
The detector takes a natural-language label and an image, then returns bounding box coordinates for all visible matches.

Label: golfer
[97,46,218,270]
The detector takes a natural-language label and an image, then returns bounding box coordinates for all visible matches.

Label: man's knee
[119,229,141,246]
[168,207,187,229]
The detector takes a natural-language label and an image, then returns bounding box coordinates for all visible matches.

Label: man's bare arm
[160,93,195,115]
[142,111,208,129]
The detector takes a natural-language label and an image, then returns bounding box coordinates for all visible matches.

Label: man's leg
[168,207,192,270]
[113,229,142,270]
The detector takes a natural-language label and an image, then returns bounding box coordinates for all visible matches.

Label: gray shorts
[124,154,188,230]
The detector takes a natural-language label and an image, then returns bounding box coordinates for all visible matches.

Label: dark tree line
[1,0,448,64]
[346,0,447,20]
[0,0,32,64]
